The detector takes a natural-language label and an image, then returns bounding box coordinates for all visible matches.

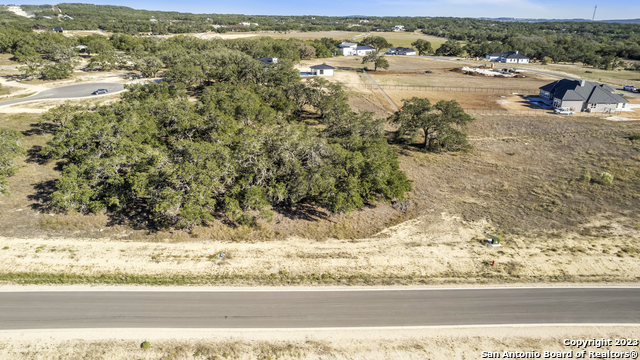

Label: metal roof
[356,45,375,50]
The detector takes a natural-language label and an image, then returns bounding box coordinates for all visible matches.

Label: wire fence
[462,108,621,117]
[344,83,539,94]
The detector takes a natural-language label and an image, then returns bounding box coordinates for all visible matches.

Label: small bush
[585,70,593,73]
[141,341,151,349]
[629,133,640,141]
[600,172,614,185]
[583,170,591,183]
[2,246,8,250]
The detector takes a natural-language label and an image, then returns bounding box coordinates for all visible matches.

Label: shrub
[583,170,591,183]
[141,341,151,349]
[585,70,593,73]
[629,133,640,141]
[600,172,614,185]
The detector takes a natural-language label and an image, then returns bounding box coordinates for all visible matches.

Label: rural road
[0,82,125,107]
[1,288,639,329]
[349,32,370,40]
[419,56,581,80]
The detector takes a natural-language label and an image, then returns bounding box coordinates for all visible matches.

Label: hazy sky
[18,0,640,19]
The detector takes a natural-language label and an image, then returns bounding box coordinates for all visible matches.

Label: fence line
[461,108,621,117]
[361,70,399,111]
[344,83,539,95]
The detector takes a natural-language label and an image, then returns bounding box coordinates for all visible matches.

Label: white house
[338,42,358,55]
[150,18,158,22]
[359,19,369,23]
[240,22,251,26]
[386,47,416,56]
[486,51,530,64]
[337,42,375,56]
[310,64,334,76]
[392,25,404,31]
[251,23,258,26]
[355,45,375,56]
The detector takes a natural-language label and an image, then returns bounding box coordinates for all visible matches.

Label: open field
[366,57,556,89]
[451,57,640,89]
[519,63,640,88]
[1,107,640,285]
[192,30,449,50]
[372,31,448,49]
[1,326,638,360]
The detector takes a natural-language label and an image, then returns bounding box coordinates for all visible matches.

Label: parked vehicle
[92,89,108,95]
[554,108,575,115]
[623,85,637,92]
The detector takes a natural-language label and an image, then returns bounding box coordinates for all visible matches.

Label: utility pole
[592,5,597,21]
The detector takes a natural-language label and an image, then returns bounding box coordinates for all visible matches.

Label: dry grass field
[2,326,637,360]
[367,57,556,89]
[192,30,449,50]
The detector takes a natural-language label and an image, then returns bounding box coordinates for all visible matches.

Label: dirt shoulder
[1,326,638,360]
[1,210,639,285]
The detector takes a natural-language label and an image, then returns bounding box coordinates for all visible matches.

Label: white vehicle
[623,85,637,92]
[554,108,575,115]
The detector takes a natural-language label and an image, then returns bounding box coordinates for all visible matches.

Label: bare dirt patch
[368,59,554,90]
[0,326,637,360]
[5,6,33,18]
[385,90,506,109]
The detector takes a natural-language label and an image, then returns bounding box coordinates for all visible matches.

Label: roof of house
[310,64,335,70]
[488,51,529,59]
[356,45,375,50]
[540,79,629,104]
[53,27,63,31]
[502,51,529,60]
[256,57,276,64]
[338,42,357,48]
[388,47,416,52]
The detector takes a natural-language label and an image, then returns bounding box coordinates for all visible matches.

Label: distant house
[240,22,251,26]
[251,23,258,26]
[256,57,278,65]
[75,45,87,53]
[62,15,73,20]
[52,27,63,32]
[392,25,404,31]
[359,19,369,23]
[539,79,628,113]
[42,15,52,19]
[386,47,416,56]
[310,64,334,76]
[486,51,530,64]
[150,18,158,22]
[337,42,375,56]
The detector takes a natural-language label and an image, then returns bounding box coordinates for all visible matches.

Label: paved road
[1,288,639,329]
[349,32,370,40]
[418,56,580,80]
[0,82,125,107]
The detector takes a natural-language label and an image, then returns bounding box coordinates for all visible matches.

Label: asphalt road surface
[0,82,125,107]
[1,288,639,329]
